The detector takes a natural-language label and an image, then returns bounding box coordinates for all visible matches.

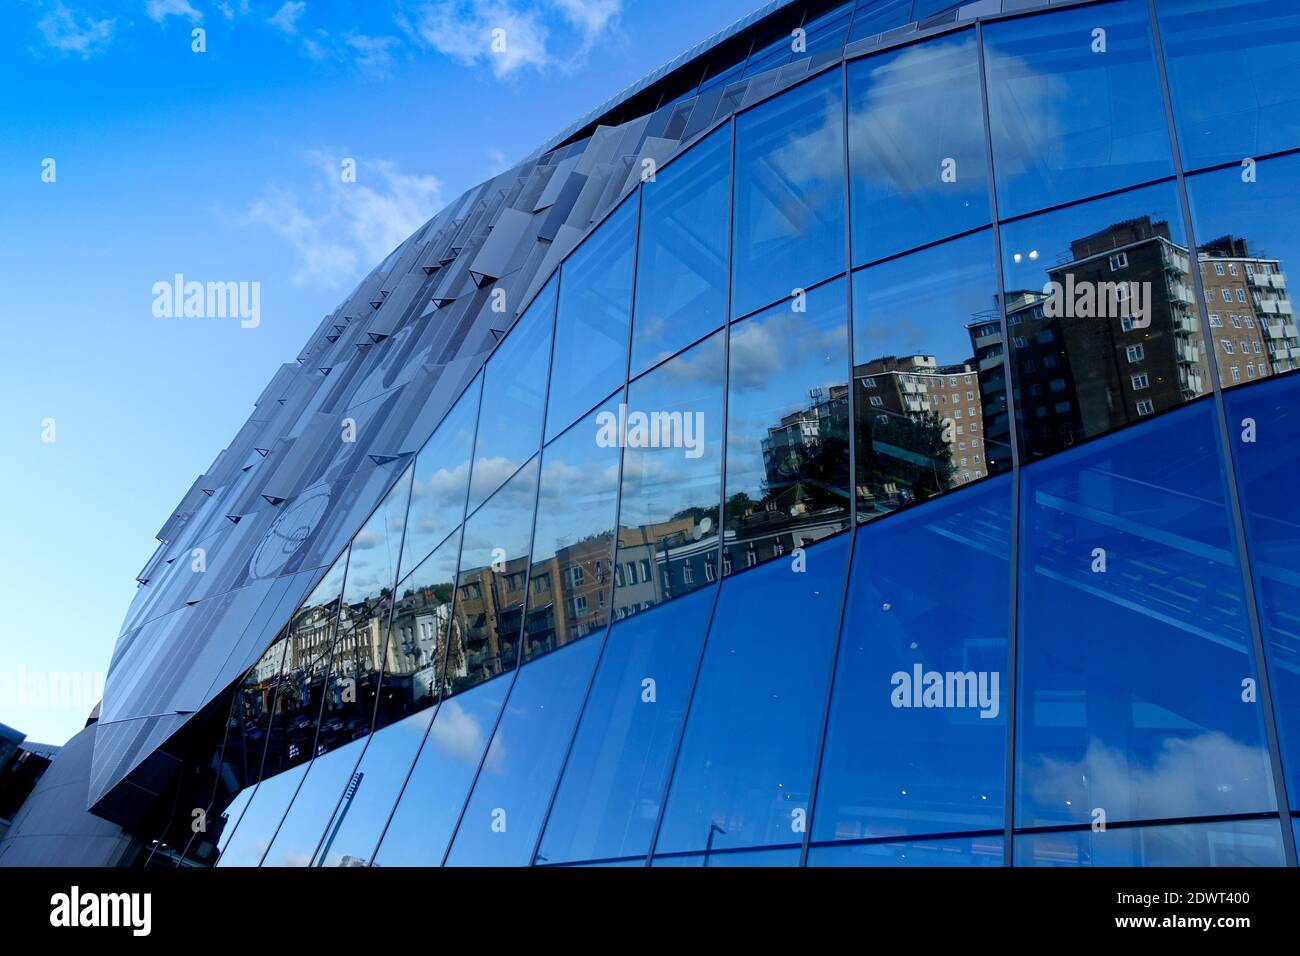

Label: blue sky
[0,0,761,745]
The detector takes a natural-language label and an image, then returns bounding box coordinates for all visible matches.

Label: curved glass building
[59,0,1300,867]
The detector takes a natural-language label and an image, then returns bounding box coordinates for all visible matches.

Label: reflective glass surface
[984,0,1172,219]
[445,457,538,692]
[536,585,715,865]
[1185,155,1300,390]
[1156,0,1300,171]
[655,533,849,854]
[1001,182,1205,461]
[467,278,556,511]
[724,278,850,574]
[808,835,1004,866]
[1015,818,1286,866]
[400,377,479,581]
[631,127,731,376]
[615,331,725,616]
[732,70,846,319]
[651,847,800,867]
[261,736,364,867]
[214,763,307,866]
[848,31,989,265]
[814,475,1010,842]
[1016,400,1276,828]
[445,636,603,865]
[523,402,620,662]
[854,231,1009,520]
[546,197,637,441]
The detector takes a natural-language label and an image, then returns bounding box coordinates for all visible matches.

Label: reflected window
[615,332,724,617]
[523,402,621,662]
[1000,182,1206,461]
[848,31,989,264]
[1156,0,1300,171]
[445,637,602,866]
[1186,156,1300,390]
[724,279,850,574]
[631,127,731,377]
[1016,400,1277,829]
[400,377,479,581]
[536,586,715,865]
[854,230,1009,519]
[445,458,539,694]
[732,70,846,319]
[814,476,1010,844]
[546,197,637,442]
[467,278,555,511]
[983,0,1173,219]
[655,533,849,854]
[1015,818,1286,866]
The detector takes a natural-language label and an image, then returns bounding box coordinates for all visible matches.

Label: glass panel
[445,458,539,693]
[213,763,307,866]
[983,0,1173,219]
[261,737,365,867]
[793,3,852,59]
[522,402,620,663]
[651,847,800,867]
[467,278,555,511]
[724,278,850,574]
[1224,373,1300,807]
[1014,818,1286,866]
[808,834,1004,866]
[848,0,910,43]
[814,474,1010,843]
[854,231,1010,520]
[848,31,989,265]
[370,676,511,866]
[655,533,850,854]
[615,331,725,616]
[400,376,479,581]
[536,585,715,865]
[546,197,637,442]
[631,127,731,377]
[445,636,603,866]
[1156,0,1300,171]
[210,785,256,865]
[732,70,846,319]
[1185,156,1300,390]
[1016,400,1277,829]
[1000,182,1207,462]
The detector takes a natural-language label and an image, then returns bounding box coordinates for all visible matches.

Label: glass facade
[120,0,1300,868]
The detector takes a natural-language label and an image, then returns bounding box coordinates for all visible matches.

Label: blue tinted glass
[1014,818,1286,866]
[400,377,479,580]
[314,708,433,866]
[652,847,800,867]
[732,70,846,319]
[848,0,910,43]
[1156,0,1300,171]
[655,533,849,854]
[536,586,715,865]
[446,457,538,692]
[261,736,365,866]
[848,31,989,264]
[445,636,603,866]
[467,279,555,511]
[523,402,621,662]
[983,0,1173,219]
[615,331,724,615]
[546,198,637,442]
[1185,156,1300,391]
[631,128,730,377]
[1000,182,1204,461]
[854,231,1010,520]
[1016,400,1277,828]
[210,785,255,864]
[214,763,307,866]
[724,279,850,573]
[808,835,1004,867]
[814,475,1009,842]
[1224,374,1300,807]
[370,676,510,866]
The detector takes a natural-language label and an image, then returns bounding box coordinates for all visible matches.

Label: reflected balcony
[1270,272,1287,290]
[1251,271,1272,288]
[1168,281,1194,306]
[1172,313,1197,334]
[1175,342,1199,365]
[1260,299,1280,315]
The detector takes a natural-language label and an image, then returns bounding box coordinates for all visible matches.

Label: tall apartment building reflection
[1196,234,1298,386]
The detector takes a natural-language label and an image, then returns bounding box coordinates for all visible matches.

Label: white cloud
[549,0,620,49]
[243,152,444,290]
[345,32,400,79]
[35,2,115,58]
[266,0,305,34]
[145,0,203,23]
[215,0,249,18]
